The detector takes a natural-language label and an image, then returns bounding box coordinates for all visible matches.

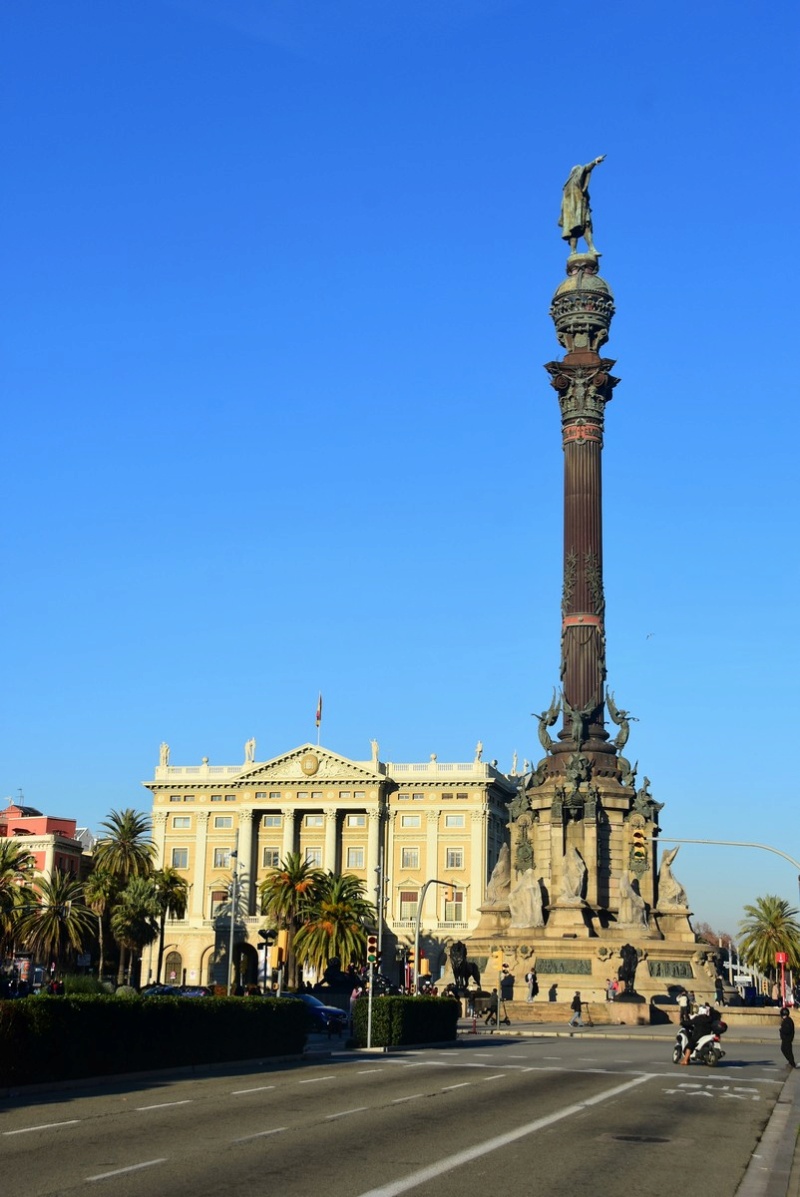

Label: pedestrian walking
[568,991,584,1029]
[714,976,725,1006]
[484,988,499,1026]
[780,1007,796,1068]
[525,968,538,1003]
[605,977,615,1002]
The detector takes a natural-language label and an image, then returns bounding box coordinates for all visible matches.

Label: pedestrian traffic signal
[367,934,379,965]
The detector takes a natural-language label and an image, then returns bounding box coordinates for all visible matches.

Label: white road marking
[136,1100,192,1111]
[483,1075,506,1081]
[4,1120,81,1136]
[298,1076,336,1084]
[358,1069,384,1075]
[232,1127,286,1143]
[231,1086,275,1095]
[392,1094,423,1104]
[87,1159,166,1182]
[441,1083,470,1091]
[354,1074,652,1197]
[326,1107,368,1119]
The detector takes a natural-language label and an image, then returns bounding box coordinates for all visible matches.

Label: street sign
[776,951,788,963]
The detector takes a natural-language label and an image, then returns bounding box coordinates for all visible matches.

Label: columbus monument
[466,160,712,1013]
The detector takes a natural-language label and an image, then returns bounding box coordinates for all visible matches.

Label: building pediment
[239,744,384,785]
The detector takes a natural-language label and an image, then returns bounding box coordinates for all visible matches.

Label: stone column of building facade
[367,807,381,882]
[191,811,209,919]
[324,808,338,872]
[238,809,255,915]
[281,808,296,859]
[152,810,168,870]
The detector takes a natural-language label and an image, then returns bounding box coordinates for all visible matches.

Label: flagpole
[315,692,322,747]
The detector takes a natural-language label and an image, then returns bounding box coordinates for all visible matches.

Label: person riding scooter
[681,1003,719,1065]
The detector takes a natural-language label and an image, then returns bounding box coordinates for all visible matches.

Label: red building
[0,802,87,881]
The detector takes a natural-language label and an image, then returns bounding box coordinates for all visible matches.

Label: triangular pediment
[237,743,384,784]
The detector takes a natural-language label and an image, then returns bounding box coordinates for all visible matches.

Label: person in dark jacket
[780,1007,796,1068]
[681,1004,718,1064]
[484,989,499,1026]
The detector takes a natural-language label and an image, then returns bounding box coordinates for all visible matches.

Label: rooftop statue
[559,155,605,256]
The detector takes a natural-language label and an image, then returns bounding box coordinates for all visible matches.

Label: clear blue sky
[3,0,798,937]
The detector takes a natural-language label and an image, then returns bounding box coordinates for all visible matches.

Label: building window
[456,792,468,800]
[400,814,420,828]
[347,814,366,827]
[263,814,282,828]
[256,792,267,800]
[183,795,195,803]
[210,889,227,917]
[412,792,424,801]
[305,847,322,867]
[305,814,324,827]
[445,890,464,921]
[170,795,182,803]
[398,793,410,801]
[339,790,351,801]
[213,848,232,869]
[401,847,419,869]
[262,848,280,868]
[224,794,236,802]
[347,847,364,869]
[171,848,188,869]
[211,795,222,803]
[214,816,233,829]
[298,792,309,801]
[442,792,454,801]
[354,791,365,801]
[444,814,465,828]
[172,816,191,829]
[311,791,323,800]
[399,890,418,919]
[269,791,281,801]
[446,848,464,869]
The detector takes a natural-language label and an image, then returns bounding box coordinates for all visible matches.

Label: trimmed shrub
[0,996,307,1088]
[352,996,460,1047]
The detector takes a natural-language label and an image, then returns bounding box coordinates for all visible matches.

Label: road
[0,1035,786,1197]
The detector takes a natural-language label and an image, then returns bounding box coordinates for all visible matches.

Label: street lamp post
[413,879,452,994]
[654,836,800,908]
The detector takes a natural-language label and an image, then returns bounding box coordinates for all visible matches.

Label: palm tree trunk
[97,915,105,980]
[157,912,166,984]
[117,944,127,986]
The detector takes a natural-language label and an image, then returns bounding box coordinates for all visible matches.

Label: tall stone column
[545,254,619,766]
[192,811,209,919]
[424,811,439,920]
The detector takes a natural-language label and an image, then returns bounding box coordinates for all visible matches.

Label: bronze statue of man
[559,155,605,255]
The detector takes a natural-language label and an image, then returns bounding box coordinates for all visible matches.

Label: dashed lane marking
[4,1120,81,1136]
[87,1159,166,1182]
[326,1108,369,1120]
[232,1127,286,1143]
[231,1086,275,1095]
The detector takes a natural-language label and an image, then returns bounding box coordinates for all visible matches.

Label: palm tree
[82,866,117,981]
[293,872,376,975]
[738,895,800,976]
[152,867,189,983]
[19,871,95,972]
[259,852,325,986]
[110,876,160,986]
[94,808,156,982]
[0,839,37,954]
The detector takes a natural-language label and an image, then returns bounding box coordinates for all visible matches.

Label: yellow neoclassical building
[144,740,515,988]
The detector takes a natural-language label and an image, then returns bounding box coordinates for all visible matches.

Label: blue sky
[3,0,799,936]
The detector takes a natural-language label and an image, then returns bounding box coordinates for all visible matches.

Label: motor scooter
[672,1019,727,1066]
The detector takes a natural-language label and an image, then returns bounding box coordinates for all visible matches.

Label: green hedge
[0,996,307,1088]
[352,996,460,1047]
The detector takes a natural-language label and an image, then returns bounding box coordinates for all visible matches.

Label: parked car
[280,993,348,1033]
[141,984,182,996]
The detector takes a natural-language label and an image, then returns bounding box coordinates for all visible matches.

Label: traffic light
[407,948,415,969]
[259,928,277,946]
[367,934,379,966]
[630,828,647,863]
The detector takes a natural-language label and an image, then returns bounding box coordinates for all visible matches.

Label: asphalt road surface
[0,1036,786,1197]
